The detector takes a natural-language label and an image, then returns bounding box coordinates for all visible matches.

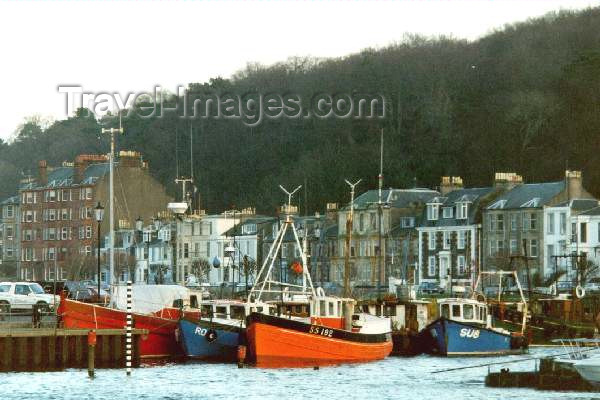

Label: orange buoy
[237,345,247,364]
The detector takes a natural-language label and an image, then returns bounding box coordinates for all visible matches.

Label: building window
[85,225,92,239]
[510,214,517,231]
[497,215,504,232]
[510,239,517,254]
[497,240,504,253]
[61,227,69,240]
[530,239,538,257]
[547,213,555,234]
[428,256,436,276]
[457,231,466,249]
[442,207,453,219]
[547,244,554,269]
[5,205,13,218]
[401,217,415,228]
[428,232,436,250]
[427,204,439,221]
[241,223,257,235]
[370,213,377,230]
[457,203,468,220]
[184,243,189,258]
[580,223,587,243]
[560,213,567,235]
[457,255,466,275]
[443,231,451,249]
[530,213,537,230]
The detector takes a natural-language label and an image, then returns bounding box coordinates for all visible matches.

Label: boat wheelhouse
[417,271,529,357]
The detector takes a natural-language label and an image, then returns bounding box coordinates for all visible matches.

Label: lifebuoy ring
[206,329,218,342]
[576,285,586,299]
[316,287,325,298]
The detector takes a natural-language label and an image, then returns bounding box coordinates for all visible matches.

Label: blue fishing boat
[178,300,273,361]
[417,297,528,356]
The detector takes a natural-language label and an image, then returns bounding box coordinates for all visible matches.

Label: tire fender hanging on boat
[576,285,586,299]
[206,329,218,342]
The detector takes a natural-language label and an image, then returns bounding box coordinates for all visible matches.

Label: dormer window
[241,223,257,235]
[457,202,468,220]
[442,207,453,219]
[427,204,440,221]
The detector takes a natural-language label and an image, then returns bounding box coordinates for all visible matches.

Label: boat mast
[344,179,361,298]
[101,115,124,289]
[249,185,316,302]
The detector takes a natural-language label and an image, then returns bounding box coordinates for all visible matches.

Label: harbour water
[0,348,597,400]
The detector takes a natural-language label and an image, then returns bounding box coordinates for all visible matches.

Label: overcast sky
[0,0,597,141]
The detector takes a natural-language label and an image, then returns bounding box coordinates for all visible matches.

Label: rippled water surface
[1,348,598,400]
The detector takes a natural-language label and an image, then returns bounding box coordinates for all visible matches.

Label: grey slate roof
[0,195,19,205]
[421,187,496,227]
[223,216,277,236]
[553,198,599,211]
[487,181,565,210]
[19,163,110,190]
[343,188,440,211]
[578,206,600,216]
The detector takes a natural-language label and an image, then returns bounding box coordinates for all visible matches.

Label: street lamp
[225,244,236,297]
[94,202,105,300]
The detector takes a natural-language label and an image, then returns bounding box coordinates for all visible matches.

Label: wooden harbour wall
[0,329,145,372]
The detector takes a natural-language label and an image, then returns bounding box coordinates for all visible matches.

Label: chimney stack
[119,150,143,168]
[494,172,523,191]
[38,160,48,186]
[74,154,109,183]
[566,170,583,200]
[440,176,463,196]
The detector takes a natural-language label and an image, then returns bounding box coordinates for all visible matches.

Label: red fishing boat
[244,195,392,368]
[246,300,393,368]
[58,297,183,359]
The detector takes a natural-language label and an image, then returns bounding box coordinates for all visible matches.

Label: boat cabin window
[320,300,326,316]
[294,305,303,314]
[338,301,342,317]
[441,304,450,318]
[452,305,461,318]
[215,306,228,318]
[231,306,245,320]
[463,304,474,320]
[328,302,334,316]
[201,304,212,317]
[189,295,198,309]
[172,299,184,308]
[479,306,486,321]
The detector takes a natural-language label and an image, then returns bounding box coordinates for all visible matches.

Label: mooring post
[88,330,96,378]
[126,280,132,376]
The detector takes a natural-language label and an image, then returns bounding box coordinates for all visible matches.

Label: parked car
[557,281,575,293]
[584,282,600,293]
[0,282,59,312]
[419,282,444,295]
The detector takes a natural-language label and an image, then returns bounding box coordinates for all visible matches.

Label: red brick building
[19,151,172,281]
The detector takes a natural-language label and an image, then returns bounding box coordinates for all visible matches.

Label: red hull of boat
[246,314,393,368]
[59,298,182,359]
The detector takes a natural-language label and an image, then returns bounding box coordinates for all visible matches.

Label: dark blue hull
[178,318,243,362]
[418,317,527,356]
